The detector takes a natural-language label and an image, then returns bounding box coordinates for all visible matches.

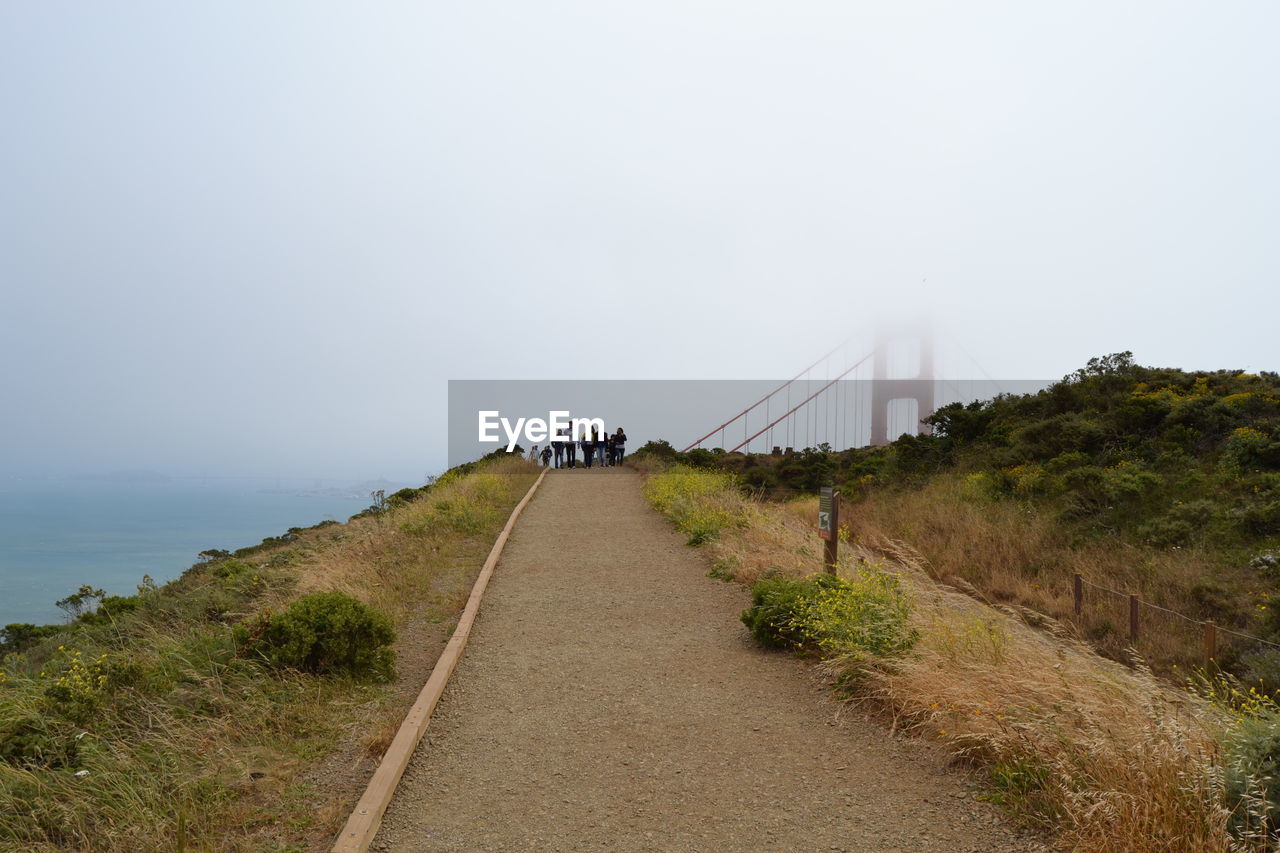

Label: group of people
[527,427,627,469]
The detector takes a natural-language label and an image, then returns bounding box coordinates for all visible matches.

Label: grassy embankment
[637,461,1280,852]
[659,353,1280,679]
[0,456,537,852]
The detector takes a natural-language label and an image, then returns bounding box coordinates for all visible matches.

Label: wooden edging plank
[331,467,549,853]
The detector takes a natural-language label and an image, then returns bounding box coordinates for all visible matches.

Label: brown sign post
[818,486,839,574]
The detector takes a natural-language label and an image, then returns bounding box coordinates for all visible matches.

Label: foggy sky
[2,2,1277,481]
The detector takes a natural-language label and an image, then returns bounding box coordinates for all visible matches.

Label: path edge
[331,467,549,853]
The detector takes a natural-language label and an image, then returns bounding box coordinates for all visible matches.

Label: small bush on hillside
[741,566,917,657]
[1196,676,1280,840]
[680,506,738,545]
[0,623,64,656]
[1240,500,1280,535]
[1222,706,1280,839]
[212,559,253,579]
[0,713,82,769]
[643,466,743,545]
[631,439,678,463]
[234,591,395,682]
[708,556,739,582]
[41,647,112,724]
[1239,650,1280,697]
[1224,426,1280,473]
[1136,516,1196,548]
[75,594,143,626]
[742,574,814,649]
[683,448,720,469]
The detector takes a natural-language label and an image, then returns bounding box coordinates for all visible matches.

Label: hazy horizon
[3,3,1276,482]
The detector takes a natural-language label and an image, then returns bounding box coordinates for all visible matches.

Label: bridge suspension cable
[725,351,873,453]
[679,336,864,453]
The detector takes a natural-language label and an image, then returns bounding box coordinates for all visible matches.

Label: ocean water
[0,478,371,627]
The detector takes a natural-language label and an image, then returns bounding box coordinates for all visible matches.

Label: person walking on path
[527,444,540,463]
[612,427,627,465]
[565,431,577,468]
[596,432,608,467]
[540,445,553,467]
[581,430,596,468]
[553,430,566,468]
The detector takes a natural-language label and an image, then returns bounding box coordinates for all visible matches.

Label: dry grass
[294,457,528,615]
[839,474,1253,673]
[848,544,1235,851]
[641,464,1263,853]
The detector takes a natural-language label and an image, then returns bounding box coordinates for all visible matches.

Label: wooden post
[1204,621,1217,668]
[1129,594,1140,643]
[1073,573,1083,617]
[824,492,840,575]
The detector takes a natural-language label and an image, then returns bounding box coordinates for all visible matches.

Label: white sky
[2,2,1277,480]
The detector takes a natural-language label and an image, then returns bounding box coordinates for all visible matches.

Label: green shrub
[0,713,81,769]
[683,448,720,469]
[1136,516,1196,547]
[41,647,112,724]
[741,574,815,649]
[680,506,738,545]
[708,556,739,582]
[76,594,142,626]
[741,566,917,657]
[212,559,252,579]
[643,466,742,545]
[0,623,64,656]
[234,591,395,682]
[1239,650,1280,697]
[1240,501,1280,535]
[1222,706,1280,837]
[1137,501,1217,547]
[1224,426,1280,472]
[630,439,678,463]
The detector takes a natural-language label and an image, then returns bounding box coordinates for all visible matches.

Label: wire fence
[1073,574,1280,669]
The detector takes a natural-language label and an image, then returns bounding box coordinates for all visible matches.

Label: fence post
[824,493,840,575]
[1073,574,1083,617]
[1204,620,1217,668]
[1129,594,1140,643]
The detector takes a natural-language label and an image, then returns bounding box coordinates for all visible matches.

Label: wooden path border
[331,467,549,852]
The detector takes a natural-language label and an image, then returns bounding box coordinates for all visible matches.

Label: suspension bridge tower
[869,325,935,446]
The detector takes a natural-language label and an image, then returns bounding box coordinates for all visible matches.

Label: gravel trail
[374,468,1042,852]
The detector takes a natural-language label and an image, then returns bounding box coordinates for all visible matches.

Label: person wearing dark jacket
[612,428,627,464]
[553,429,566,468]
[580,430,596,468]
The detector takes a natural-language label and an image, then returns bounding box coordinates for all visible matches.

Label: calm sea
[0,477,372,627]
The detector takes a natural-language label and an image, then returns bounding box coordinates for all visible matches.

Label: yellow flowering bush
[741,562,917,657]
[41,646,111,723]
[644,466,743,545]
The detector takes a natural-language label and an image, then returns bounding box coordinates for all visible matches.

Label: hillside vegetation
[637,461,1280,852]
[643,353,1280,680]
[0,455,537,852]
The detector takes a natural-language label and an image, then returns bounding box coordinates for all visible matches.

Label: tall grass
[0,457,538,852]
[839,473,1253,673]
[642,464,1278,853]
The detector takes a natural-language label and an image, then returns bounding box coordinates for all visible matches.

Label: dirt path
[373,469,1043,852]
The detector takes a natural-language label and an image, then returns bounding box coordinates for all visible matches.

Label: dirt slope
[373,468,1044,852]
